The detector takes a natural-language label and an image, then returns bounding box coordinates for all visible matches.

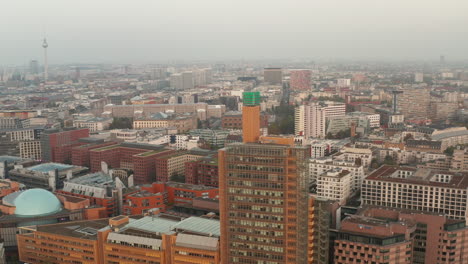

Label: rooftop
[0,156,25,163]
[172,216,220,237]
[28,163,74,173]
[164,181,217,191]
[66,172,113,186]
[122,216,178,235]
[35,219,110,240]
[365,165,468,189]
[432,129,468,141]
[91,144,120,152]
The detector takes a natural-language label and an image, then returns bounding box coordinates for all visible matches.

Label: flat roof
[91,144,120,152]
[172,216,220,237]
[365,165,468,189]
[122,216,178,235]
[35,219,110,240]
[0,156,24,163]
[28,163,74,173]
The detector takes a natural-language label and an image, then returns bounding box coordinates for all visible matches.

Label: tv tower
[42,38,48,81]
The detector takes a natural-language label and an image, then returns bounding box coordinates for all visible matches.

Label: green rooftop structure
[243,91,260,106]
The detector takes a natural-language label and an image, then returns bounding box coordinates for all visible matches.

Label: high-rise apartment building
[295,103,326,139]
[29,60,39,74]
[219,92,310,263]
[336,78,351,87]
[414,72,424,83]
[295,101,346,139]
[264,68,283,84]
[290,69,312,91]
[399,87,430,119]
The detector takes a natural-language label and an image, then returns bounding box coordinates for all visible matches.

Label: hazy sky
[2,0,468,65]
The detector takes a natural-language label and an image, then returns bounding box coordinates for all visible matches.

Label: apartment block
[316,168,353,205]
[361,165,468,221]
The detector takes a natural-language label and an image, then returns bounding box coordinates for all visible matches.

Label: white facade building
[316,168,352,205]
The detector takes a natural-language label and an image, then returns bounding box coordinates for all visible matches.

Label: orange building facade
[17,214,221,264]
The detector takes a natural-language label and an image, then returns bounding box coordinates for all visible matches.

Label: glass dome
[13,188,62,217]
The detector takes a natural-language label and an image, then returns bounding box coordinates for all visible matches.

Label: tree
[268,103,295,135]
[444,146,455,156]
[383,155,396,165]
[109,117,133,129]
[370,158,380,169]
[170,172,185,183]
[403,133,414,142]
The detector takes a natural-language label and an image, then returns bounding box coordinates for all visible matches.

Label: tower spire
[42,38,48,81]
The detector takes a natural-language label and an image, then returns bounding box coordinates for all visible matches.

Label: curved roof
[10,189,62,217]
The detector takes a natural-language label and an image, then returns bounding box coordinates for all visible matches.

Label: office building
[154,151,204,182]
[29,60,39,74]
[185,155,219,187]
[88,142,174,184]
[17,214,221,264]
[218,92,310,263]
[40,128,90,163]
[399,87,430,120]
[334,214,414,264]
[290,69,312,91]
[337,206,468,264]
[242,92,261,143]
[264,68,282,84]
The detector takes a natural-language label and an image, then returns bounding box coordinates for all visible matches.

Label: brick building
[154,151,204,182]
[40,128,90,163]
[88,142,174,184]
[185,156,219,187]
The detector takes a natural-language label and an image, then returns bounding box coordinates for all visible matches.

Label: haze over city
[2,0,468,64]
[2,1,468,264]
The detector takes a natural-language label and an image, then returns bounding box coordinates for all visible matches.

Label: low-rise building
[316,168,352,205]
[17,214,221,264]
[8,163,87,191]
[73,117,113,132]
[133,112,197,133]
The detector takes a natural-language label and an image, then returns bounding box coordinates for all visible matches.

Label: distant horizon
[2,0,468,66]
[3,56,468,68]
